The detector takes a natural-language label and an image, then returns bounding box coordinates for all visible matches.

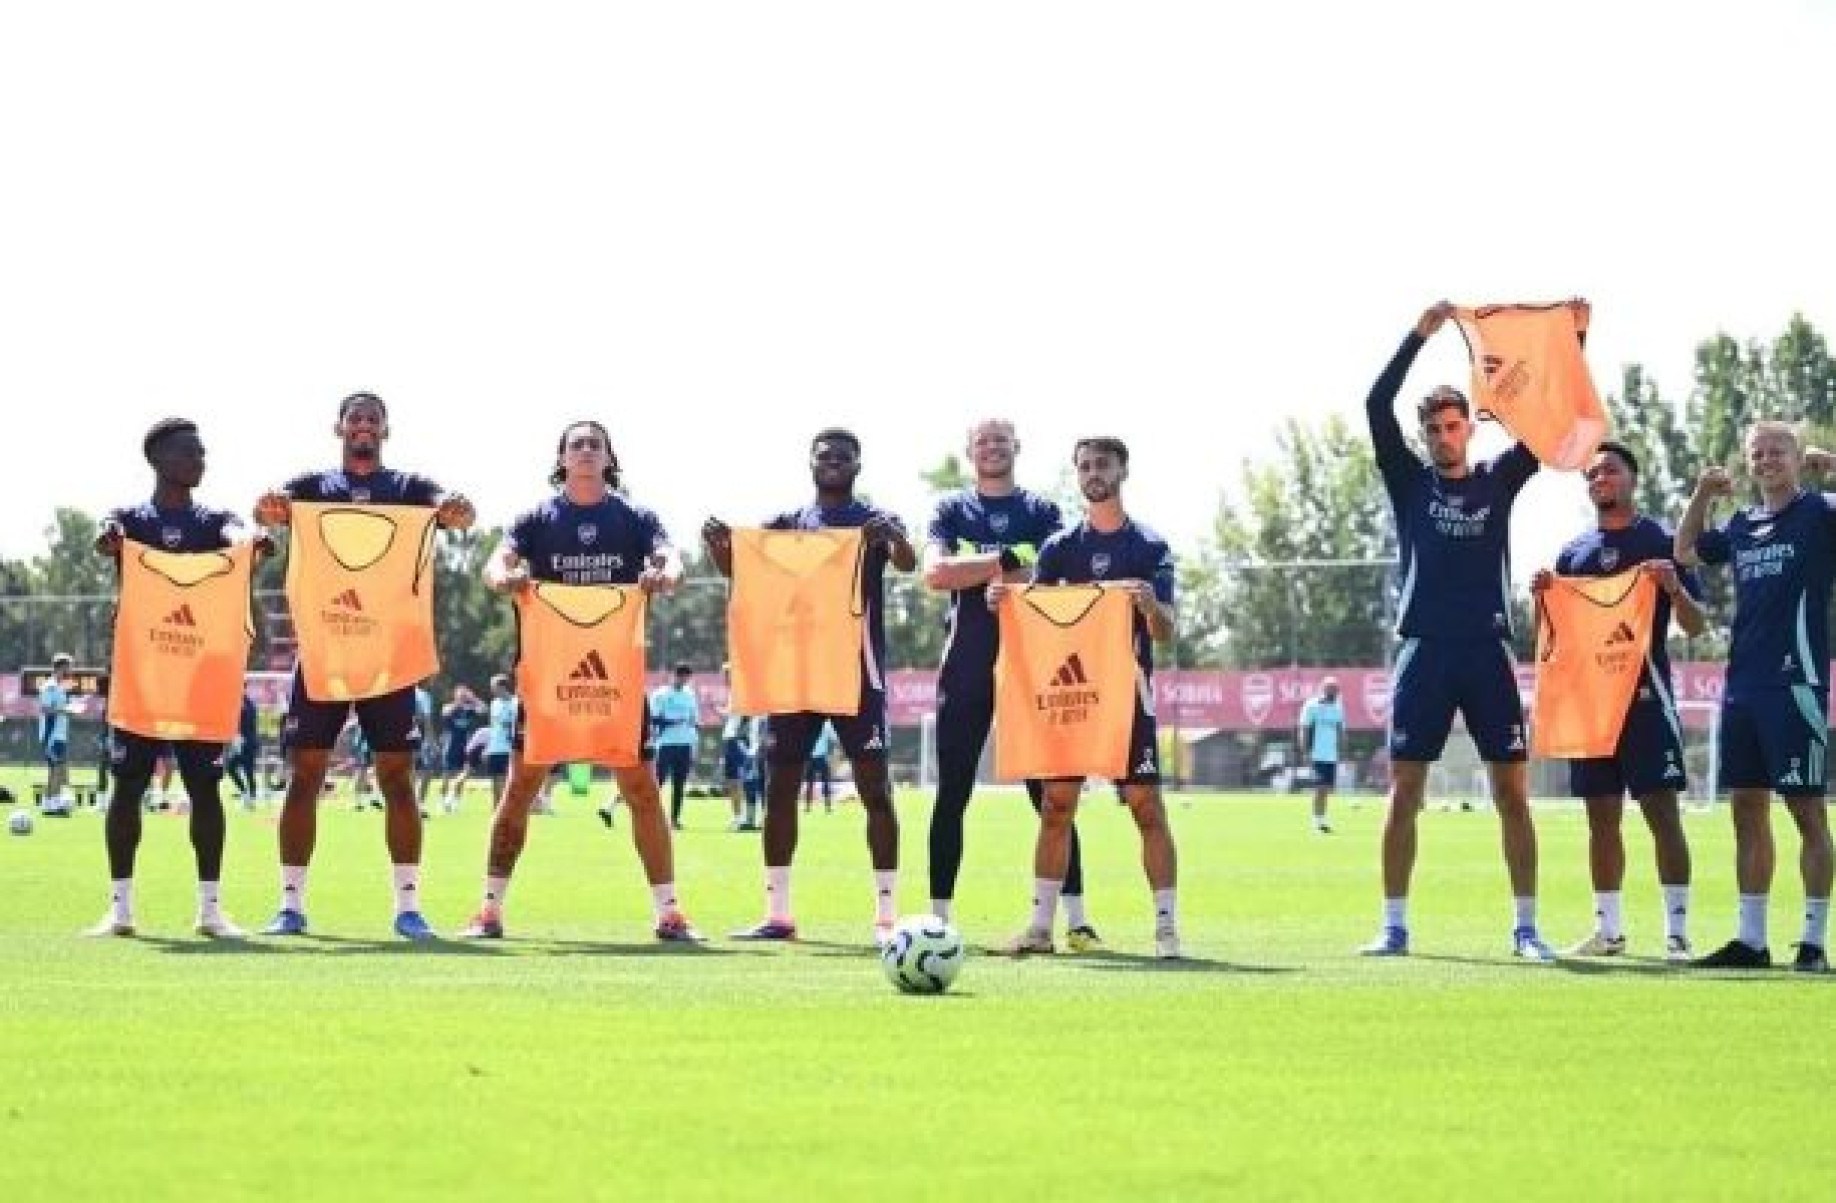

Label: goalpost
[1678,697,1720,812]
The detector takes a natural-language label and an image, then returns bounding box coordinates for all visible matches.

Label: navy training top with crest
[508,494,670,585]
[927,488,1063,678]
[1554,515,1701,696]
[282,468,443,506]
[106,502,242,554]
[1032,518,1175,678]
[1695,489,1836,701]
[764,501,904,683]
[1367,330,1539,641]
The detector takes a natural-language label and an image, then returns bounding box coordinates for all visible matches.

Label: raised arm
[1673,468,1732,569]
[1368,303,1451,477]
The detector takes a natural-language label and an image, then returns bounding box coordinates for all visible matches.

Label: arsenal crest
[1240,673,1274,725]
[578,524,598,546]
[1090,552,1112,577]
[160,527,183,549]
[989,512,1011,535]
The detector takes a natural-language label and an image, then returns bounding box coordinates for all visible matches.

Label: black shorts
[284,671,422,754]
[109,729,224,778]
[764,680,889,766]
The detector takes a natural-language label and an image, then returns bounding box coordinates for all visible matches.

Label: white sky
[2,1,1832,579]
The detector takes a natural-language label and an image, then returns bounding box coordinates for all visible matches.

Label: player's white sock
[1029,879,1062,933]
[873,872,897,924]
[1594,891,1623,940]
[1152,888,1178,930]
[281,865,308,914]
[1737,893,1769,950]
[650,882,679,921]
[1662,885,1690,940]
[1063,893,1088,930]
[110,879,133,923]
[929,898,952,922]
[1803,897,1830,949]
[196,881,220,918]
[1513,896,1537,931]
[765,865,792,921]
[1383,897,1408,931]
[392,864,421,915]
[484,875,511,910]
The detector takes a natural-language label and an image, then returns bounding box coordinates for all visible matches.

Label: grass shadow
[1055,951,1297,975]
[535,938,749,957]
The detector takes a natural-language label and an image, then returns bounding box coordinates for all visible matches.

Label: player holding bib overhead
[1360,300,1585,963]
[252,392,475,941]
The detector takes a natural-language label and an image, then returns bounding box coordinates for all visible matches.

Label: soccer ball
[7,809,33,837]
[880,914,965,994]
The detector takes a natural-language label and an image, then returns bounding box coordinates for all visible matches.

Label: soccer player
[717,667,756,831]
[651,663,700,830]
[412,684,439,808]
[436,685,485,812]
[1531,441,1705,960]
[38,654,77,815]
[252,391,475,940]
[803,721,836,813]
[1360,300,1579,963]
[87,417,259,938]
[226,690,261,807]
[1297,677,1345,835]
[484,674,517,805]
[703,427,918,945]
[922,418,1103,944]
[1675,422,1835,972]
[988,436,1182,958]
[459,419,701,942]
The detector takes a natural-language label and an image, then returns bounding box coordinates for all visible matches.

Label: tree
[1189,415,1394,669]
[25,508,113,665]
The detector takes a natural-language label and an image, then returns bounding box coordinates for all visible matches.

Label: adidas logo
[1050,653,1091,688]
[329,589,363,611]
[1605,622,1637,646]
[569,651,611,681]
[1781,769,1804,787]
[863,730,886,751]
[162,604,198,627]
[1135,752,1158,775]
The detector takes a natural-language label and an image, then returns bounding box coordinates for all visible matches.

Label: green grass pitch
[1,771,1830,1201]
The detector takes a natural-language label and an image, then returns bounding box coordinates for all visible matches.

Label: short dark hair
[811,428,861,455]
[673,662,693,677]
[549,420,622,490]
[1417,386,1470,422]
[337,392,388,420]
[1072,436,1129,467]
[1595,439,1639,478]
[51,652,74,669]
[142,417,198,464]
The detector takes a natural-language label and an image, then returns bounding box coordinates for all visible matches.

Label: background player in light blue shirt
[1297,678,1345,835]
[651,664,701,830]
[485,674,518,803]
[39,653,77,812]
